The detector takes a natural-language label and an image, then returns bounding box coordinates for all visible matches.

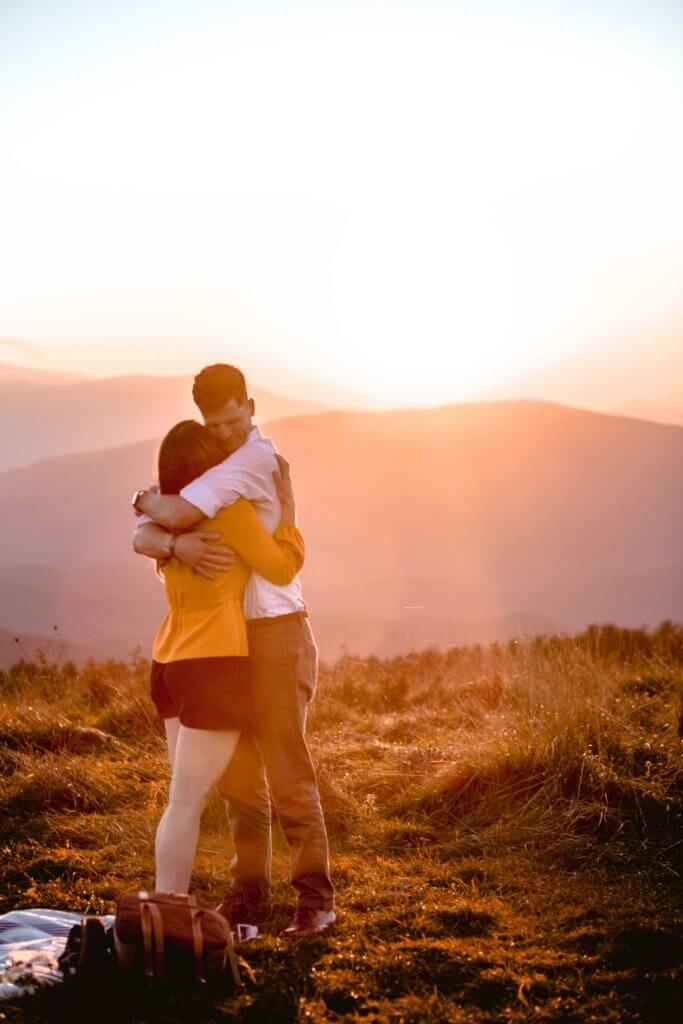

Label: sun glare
[0,3,681,405]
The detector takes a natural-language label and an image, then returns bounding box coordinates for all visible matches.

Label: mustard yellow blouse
[153,499,305,663]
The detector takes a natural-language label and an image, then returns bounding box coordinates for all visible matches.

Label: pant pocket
[300,629,319,704]
[281,624,318,703]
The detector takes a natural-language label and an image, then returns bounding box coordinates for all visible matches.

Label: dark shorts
[151,656,251,730]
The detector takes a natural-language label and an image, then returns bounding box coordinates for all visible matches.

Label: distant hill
[505,322,683,414]
[0,361,89,388]
[0,401,681,661]
[616,397,683,428]
[0,374,332,472]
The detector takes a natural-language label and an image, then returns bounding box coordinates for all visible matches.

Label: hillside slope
[0,401,681,659]
[0,374,331,472]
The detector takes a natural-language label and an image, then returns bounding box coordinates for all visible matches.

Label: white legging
[155,718,240,893]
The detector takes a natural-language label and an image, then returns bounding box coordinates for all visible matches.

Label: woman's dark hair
[158,420,227,494]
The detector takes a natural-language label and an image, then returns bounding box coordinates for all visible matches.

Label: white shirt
[180,425,306,620]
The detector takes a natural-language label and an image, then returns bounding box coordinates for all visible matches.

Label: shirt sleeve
[218,500,304,584]
[179,444,276,518]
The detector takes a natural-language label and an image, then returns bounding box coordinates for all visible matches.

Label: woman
[150,420,304,894]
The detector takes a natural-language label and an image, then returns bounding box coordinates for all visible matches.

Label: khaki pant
[216,614,334,911]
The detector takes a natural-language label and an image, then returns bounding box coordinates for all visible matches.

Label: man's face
[202,397,254,456]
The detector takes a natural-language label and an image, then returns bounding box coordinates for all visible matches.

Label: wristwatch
[131,489,148,514]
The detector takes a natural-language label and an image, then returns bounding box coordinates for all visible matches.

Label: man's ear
[248,397,255,418]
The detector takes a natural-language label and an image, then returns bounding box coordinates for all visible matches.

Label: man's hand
[273,454,296,525]
[174,532,236,580]
[132,484,159,517]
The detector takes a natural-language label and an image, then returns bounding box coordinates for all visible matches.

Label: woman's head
[158,420,227,494]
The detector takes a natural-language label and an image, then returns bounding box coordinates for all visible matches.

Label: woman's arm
[219,499,304,584]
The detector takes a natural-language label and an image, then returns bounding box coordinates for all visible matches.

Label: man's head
[192,364,255,456]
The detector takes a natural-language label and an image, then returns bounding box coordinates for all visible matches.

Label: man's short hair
[192,364,248,415]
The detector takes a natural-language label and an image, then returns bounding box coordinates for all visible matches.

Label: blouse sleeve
[218,499,305,584]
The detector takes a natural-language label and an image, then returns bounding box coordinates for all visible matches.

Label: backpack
[59,915,113,984]
[113,892,242,989]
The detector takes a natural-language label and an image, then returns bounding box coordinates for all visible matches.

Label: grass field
[1,624,682,1022]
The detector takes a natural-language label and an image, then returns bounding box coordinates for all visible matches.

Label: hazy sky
[1,0,682,407]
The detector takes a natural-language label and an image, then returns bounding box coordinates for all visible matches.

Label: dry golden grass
[1,624,682,1022]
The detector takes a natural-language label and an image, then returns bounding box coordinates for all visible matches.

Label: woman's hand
[273,454,296,525]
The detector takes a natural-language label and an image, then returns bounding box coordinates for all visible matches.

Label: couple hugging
[132,363,335,939]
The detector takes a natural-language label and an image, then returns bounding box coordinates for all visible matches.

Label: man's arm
[133,522,235,580]
[135,492,204,531]
[179,441,277,519]
[133,442,276,528]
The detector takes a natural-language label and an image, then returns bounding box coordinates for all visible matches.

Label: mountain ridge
[0,373,334,472]
[0,399,680,659]
[6,396,681,477]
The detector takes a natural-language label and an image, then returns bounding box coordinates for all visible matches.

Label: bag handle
[140,901,165,982]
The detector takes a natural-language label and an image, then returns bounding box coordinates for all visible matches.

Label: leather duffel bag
[113,892,242,988]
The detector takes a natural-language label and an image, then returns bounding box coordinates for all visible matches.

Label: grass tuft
[1,623,682,1022]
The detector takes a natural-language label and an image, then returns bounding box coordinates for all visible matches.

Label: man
[132,364,335,937]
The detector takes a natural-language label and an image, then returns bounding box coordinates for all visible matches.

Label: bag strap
[192,909,242,987]
[189,909,206,984]
[221,913,243,989]
[140,901,165,983]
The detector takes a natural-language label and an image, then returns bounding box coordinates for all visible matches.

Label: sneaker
[280,908,336,938]
[216,891,270,930]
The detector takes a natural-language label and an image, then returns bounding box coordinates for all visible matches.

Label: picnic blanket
[0,909,114,999]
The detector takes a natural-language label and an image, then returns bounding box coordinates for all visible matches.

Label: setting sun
[1,1,681,408]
